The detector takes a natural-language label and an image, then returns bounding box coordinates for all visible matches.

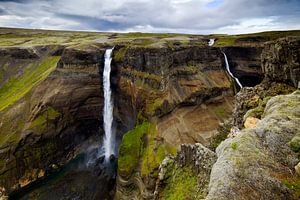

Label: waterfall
[103,48,114,161]
[222,52,243,89]
[208,38,215,46]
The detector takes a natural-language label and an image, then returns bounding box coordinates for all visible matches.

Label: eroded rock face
[206,91,300,200]
[0,46,108,196]
[154,143,217,199]
[262,37,300,87]
[231,81,295,128]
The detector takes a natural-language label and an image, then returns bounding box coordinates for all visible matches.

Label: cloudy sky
[0,0,299,34]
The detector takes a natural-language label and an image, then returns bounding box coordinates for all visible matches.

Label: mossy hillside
[29,107,61,132]
[140,124,176,177]
[161,165,198,200]
[118,122,152,177]
[145,98,163,114]
[0,56,60,111]
[114,46,128,62]
[118,121,177,179]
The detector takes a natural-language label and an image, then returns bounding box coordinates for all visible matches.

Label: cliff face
[154,37,300,200]
[262,37,300,87]
[0,46,110,197]
[0,29,298,200]
[113,44,268,199]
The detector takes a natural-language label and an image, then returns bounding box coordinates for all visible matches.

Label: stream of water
[222,52,243,89]
[103,48,115,161]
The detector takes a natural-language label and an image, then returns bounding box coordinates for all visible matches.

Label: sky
[0,0,299,34]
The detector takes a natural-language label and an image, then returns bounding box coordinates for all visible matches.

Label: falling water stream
[103,48,114,161]
[222,52,243,89]
[208,38,215,46]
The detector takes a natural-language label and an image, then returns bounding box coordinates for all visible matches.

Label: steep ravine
[0,35,293,199]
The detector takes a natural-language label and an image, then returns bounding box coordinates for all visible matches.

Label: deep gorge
[0,30,299,199]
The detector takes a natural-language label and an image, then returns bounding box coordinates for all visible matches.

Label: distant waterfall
[103,48,114,161]
[222,52,243,89]
[208,38,215,46]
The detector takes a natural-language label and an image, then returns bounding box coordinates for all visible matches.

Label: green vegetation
[210,122,231,150]
[114,46,128,62]
[282,175,300,198]
[231,142,238,150]
[29,107,60,132]
[118,121,177,178]
[118,122,152,177]
[213,106,227,119]
[141,124,165,176]
[214,30,300,47]
[146,98,163,114]
[161,165,198,200]
[0,56,60,111]
[244,97,270,120]
[289,135,300,153]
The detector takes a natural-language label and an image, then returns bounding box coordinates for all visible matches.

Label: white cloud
[0,0,299,34]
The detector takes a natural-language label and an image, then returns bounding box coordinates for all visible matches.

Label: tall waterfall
[103,48,114,161]
[222,52,243,89]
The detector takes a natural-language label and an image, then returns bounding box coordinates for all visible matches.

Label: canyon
[0,28,299,199]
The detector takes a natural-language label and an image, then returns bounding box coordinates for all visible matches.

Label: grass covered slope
[1,27,299,48]
[213,30,300,46]
[0,56,60,111]
[118,121,176,178]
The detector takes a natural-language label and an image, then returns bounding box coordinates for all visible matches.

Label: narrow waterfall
[208,38,215,46]
[103,48,114,161]
[222,52,243,88]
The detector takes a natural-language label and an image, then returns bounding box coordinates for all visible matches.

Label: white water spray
[103,48,114,161]
[208,38,215,46]
[222,52,243,89]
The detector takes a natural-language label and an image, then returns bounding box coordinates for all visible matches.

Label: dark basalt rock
[262,36,300,87]
[0,47,39,59]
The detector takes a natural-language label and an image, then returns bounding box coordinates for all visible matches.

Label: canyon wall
[1,35,298,199]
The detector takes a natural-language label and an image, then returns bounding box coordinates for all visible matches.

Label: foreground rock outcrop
[207,90,300,199]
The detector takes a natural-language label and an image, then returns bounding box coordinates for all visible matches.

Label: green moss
[213,106,227,119]
[146,98,163,114]
[114,46,128,62]
[29,107,60,132]
[118,122,152,177]
[0,56,60,111]
[245,105,264,119]
[244,96,271,120]
[140,122,169,177]
[118,121,176,178]
[210,122,231,150]
[140,124,177,177]
[263,83,295,97]
[231,142,238,150]
[282,175,300,198]
[289,135,300,153]
[161,165,198,200]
